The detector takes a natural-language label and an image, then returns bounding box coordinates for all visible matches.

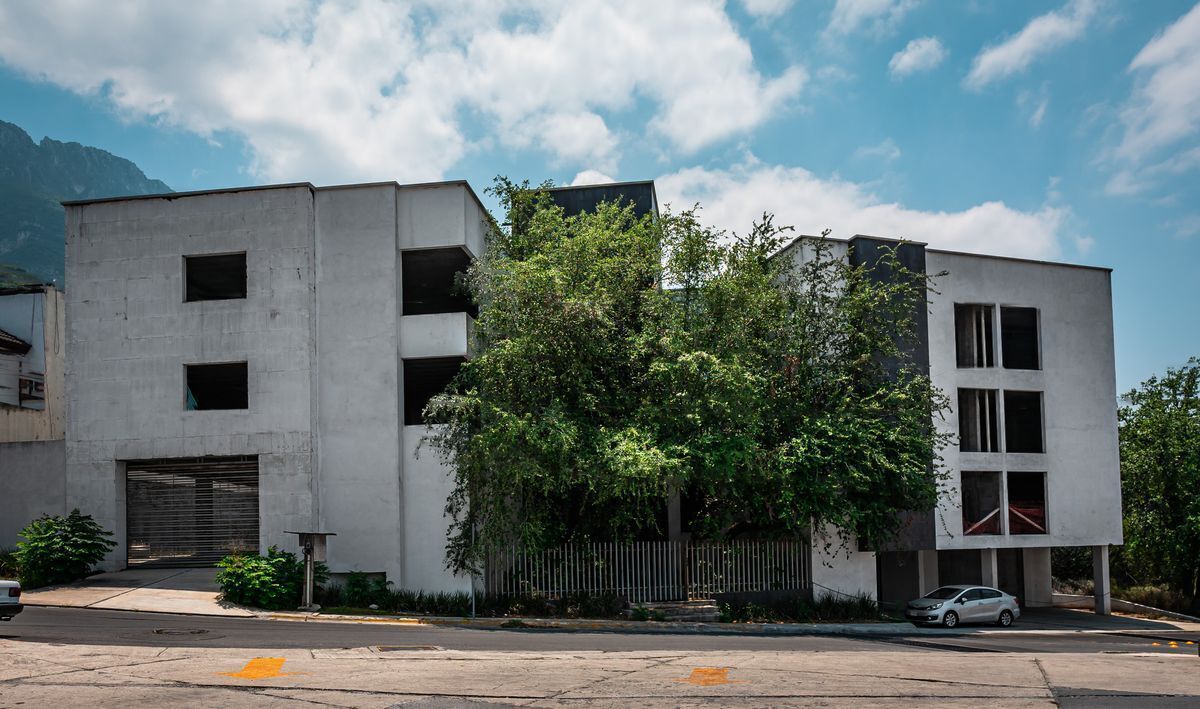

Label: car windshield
[923,587,964,600]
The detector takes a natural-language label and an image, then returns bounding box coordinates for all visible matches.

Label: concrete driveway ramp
[21,567,254,617]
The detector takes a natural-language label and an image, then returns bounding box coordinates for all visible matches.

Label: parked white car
[0,579,22,621]
[905,584,1020,628]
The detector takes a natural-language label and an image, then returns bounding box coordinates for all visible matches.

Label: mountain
[0,120,171,287]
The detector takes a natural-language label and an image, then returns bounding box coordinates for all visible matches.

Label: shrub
[216,546,328,610]
[720,592,878,623]
[0,547,18,579]
[14,509,117,588]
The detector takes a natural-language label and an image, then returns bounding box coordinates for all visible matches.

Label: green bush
[14,509,117,588]
[0,547,18,579]
[313,584,624,619]
[216,546,328,610]
[720,592,879,623]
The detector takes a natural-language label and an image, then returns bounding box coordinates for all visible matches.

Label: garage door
[125,456,260,567]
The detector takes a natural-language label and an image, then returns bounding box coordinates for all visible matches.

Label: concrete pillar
[1093,544,1111,615]
[1022,547,1053,607]
[917,549,940,595]
[980,547,999,588]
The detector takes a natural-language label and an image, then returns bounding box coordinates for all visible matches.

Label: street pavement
[0,606,1198,706]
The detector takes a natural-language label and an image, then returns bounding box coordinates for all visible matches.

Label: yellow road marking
[220,657,303,680]
[674,667,747,686]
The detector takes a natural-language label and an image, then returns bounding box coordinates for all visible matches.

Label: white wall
[810,525,878,600]
[926,251,1122,551]
[401,425,472,593]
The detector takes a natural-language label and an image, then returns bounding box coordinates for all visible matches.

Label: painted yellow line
[220,657,303,680]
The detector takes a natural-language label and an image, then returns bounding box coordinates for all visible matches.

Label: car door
[957,588,985,620]
[979,589,1004,620]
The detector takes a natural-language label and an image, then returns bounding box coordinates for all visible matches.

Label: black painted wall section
[548,181,658,219]
[847,236,936,554]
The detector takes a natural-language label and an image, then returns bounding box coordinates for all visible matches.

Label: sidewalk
[21,567,254,617]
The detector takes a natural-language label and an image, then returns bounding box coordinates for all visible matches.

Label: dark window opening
[185,253,247,302]
[955,304,994,368]
[1003,390,1044,453]
[961,471,1002,535]
[404,357,464,425]
[185,362,248,410]
[1007,471,1047,534]
[402,248,475,317]
[1000,307,1040,370]
[959,388,999,452]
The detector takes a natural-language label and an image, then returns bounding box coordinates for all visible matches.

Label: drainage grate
[375,645,442,652]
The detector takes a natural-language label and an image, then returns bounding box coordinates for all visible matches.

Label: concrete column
[1022,547,1053,607]
[917,549,940,595]
[980,547,999,588]
[1093,544,1111,615]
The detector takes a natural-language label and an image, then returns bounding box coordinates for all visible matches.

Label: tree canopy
[426,178,949,573]
[1118,358,1200,601]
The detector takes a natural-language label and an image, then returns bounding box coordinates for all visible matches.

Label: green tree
[426,178,949,573]
[1118,358,1200,602]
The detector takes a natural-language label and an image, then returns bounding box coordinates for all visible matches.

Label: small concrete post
[1093,544,1111,615]
[980,548,999,588]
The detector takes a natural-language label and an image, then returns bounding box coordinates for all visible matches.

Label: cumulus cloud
[965,0,1098,90]
[657,158,1070,259]
[853,138,901,162]
[1115,3,1200,162]
[740,0,795,19]
[826,0,920,38]
[888,36,947,78]
[570,170,617,186]
[0,0,804,183]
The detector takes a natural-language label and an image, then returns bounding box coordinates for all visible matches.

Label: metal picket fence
[485,539,809,602]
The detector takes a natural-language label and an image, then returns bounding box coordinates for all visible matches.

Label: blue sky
[0,0,1196,393]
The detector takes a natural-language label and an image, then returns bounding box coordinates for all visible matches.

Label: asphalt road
[4,606,1198,656]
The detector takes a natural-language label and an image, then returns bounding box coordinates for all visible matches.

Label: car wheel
[997,609,1014,627]
[942,611,959,628]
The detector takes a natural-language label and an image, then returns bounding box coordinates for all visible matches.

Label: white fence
[485,539,810,603]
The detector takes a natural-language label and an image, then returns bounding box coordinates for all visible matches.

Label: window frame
[183,251,248,303]
[183,360,250,411]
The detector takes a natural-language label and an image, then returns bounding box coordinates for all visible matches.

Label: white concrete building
[60,181,485,592]
[781,235,1122,612]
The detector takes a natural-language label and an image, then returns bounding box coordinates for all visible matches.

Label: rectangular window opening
[955,304,994,368]
[403,357,465,425]
[185,253,247,302]
[1000,306,1040,370]
[958,388,999,452]
[402,248,476,317]
[1003,390,1044,453]
[185,362,248,410]
[962,471,1002,535]
[1007,471,1047,534]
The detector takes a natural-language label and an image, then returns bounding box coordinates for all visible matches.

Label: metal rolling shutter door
[125,456,260,567]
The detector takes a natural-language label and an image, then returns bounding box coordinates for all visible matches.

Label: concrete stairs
[625,599,720,622]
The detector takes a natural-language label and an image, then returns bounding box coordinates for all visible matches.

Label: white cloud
[657,158,1070,259]
[1165,214,1200,239]
[965,0,1098,90]
[1115,3,1200,161]
[853,138,901,162]
[1017,84,1050,128]
[0,0,804,183]
[888,36,946,78]
[826,0,920,38]
[740,0,795,19]
[570,170,617,186]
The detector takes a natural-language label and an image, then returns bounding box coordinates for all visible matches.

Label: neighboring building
[781,235,1122,612]
[0,284,67,545]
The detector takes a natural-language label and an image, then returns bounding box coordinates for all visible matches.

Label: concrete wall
[0,288,66,442]
[0,440,65,547]
[811,525,878,600]
[313,185,404,581]
[65,186,319,569]
[926,251,1122,550]
[401,426,472,593]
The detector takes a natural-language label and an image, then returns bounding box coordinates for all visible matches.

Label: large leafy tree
[427,179,950,573]
[1118,358,1200,601]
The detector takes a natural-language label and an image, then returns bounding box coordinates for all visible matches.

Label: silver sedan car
[905,584,1020,628]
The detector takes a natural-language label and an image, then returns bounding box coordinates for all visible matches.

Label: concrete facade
[61,181,487,591]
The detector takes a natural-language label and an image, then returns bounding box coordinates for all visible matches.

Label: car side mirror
[957,597,967,604]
